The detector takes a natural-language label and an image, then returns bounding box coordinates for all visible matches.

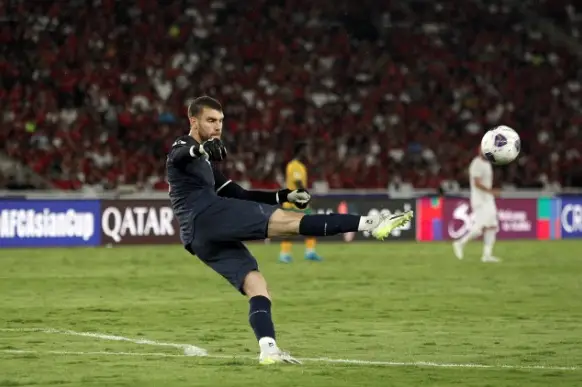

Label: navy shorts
[188,197,278,294]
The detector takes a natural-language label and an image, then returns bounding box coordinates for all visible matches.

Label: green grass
[0,240,581,386]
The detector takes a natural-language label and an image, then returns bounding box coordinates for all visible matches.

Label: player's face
[191,108,224,141]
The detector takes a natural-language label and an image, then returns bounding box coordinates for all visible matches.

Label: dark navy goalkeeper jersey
[166,135,231,246]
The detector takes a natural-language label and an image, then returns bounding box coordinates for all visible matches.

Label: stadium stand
[1,0,581,192]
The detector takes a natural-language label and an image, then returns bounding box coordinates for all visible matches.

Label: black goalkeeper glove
[192,138,227,161]
[277,188,312,209]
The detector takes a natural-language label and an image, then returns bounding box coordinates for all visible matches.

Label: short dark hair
[187,96,223,118]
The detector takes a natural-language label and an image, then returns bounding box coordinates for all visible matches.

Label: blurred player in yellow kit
[279,143,323,263]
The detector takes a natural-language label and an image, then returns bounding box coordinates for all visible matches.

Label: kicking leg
[196,197,411,243]
[266,209,413,240]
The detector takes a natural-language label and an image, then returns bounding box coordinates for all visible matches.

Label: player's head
[294,142,308,161]
[188,96,224,142]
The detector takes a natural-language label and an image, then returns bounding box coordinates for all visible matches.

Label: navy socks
[298,214,362,237]
[249,295,276,341]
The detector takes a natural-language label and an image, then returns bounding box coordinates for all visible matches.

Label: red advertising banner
[442,198,538,240]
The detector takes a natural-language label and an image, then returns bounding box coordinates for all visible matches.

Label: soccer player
[452,147,501,263]
[166,96,414,365]
[279,142,322,263]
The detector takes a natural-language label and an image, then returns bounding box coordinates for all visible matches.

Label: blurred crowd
[1,0,581,193]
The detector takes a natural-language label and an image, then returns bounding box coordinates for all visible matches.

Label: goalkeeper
[167,96,414,365]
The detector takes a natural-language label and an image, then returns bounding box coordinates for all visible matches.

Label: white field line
[0,327,207,356]
[0,327,579,371]
[2,349,186,357]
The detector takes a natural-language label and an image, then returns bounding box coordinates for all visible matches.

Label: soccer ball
[480,125,521,165]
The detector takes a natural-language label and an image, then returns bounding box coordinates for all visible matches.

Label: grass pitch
[1,240,581,386]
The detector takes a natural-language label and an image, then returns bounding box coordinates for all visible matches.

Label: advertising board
[0,200,101,247]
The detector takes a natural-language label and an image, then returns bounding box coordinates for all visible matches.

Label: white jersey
[469,156,495,209]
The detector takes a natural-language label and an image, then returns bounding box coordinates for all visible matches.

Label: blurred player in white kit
[452,148,501,263]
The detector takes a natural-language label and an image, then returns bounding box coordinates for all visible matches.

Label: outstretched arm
[213,167,284,204]
[213,167,310,207]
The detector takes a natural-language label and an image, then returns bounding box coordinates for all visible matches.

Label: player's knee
[242,271,270,299]
[267,209,304,238]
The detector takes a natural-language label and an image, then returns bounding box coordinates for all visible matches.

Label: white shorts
[471,204,499,231]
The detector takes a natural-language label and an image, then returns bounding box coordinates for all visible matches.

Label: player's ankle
[358,215,380,231]
[258,337,277,352]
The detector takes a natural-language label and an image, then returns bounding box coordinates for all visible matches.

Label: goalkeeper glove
[191,138,227,161]
[278,188,312,209]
